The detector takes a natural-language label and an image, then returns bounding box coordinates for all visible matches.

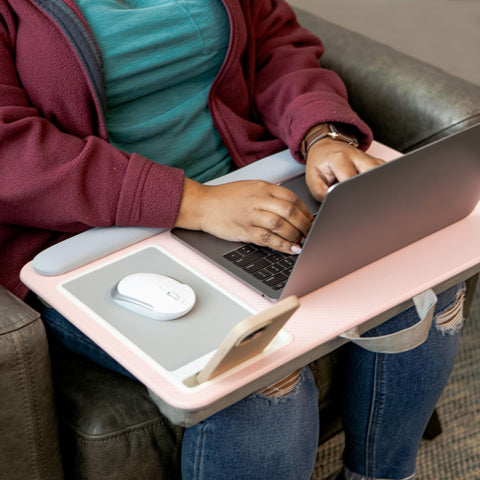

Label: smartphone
[196,295,300,383]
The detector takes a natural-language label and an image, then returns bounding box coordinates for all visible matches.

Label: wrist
[300,123,359,160]
[175,178,207,231]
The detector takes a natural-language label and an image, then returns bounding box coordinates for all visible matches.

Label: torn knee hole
[258,369,301,399]
[435,289,465,334]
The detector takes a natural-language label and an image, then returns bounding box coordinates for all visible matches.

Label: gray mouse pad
[61,246,253,371]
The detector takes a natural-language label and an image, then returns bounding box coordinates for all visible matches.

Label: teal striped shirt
[76,0,232,182]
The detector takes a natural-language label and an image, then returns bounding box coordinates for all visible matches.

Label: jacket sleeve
[0,11,184,234]
[249,0,373,158]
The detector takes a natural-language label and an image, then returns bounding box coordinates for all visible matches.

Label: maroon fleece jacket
[0,0,372,298]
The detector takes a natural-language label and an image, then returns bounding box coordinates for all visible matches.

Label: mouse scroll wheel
[167,291,180,301]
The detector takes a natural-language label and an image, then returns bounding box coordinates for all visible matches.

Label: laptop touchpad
[280,175,321,215]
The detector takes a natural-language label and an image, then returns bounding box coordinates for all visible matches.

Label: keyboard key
[223,250,242,261]
[265,264,284,274]
[266,252,284,263]
[244,258,270,273]
[253,269,270,280]
[283,267,293,276]
[278,257,296,268]
[263,273,288,287]
[272,280,287,290]
[237,245,258,256]
[233,251,264,267]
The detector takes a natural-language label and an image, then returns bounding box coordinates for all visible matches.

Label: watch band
[300,123,359,159]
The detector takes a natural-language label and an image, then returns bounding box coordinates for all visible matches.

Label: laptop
[172,123,480,301]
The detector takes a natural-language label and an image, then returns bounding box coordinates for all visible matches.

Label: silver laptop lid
[281,123,480,298]
[172,123,480,300]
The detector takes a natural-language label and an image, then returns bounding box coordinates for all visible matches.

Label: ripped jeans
[38,283,464,480]
[342,283,465,480]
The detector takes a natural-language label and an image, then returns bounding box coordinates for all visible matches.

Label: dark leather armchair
[1,9,479,480]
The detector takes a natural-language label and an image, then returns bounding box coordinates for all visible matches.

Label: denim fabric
[40,304,135,379]
[181,367,319,480]
[37,283,464,479]
[341,284,464,480]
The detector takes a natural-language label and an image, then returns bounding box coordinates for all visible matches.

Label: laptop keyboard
[222,244,298,291]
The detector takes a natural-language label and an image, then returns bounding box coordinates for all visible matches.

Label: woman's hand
[175,178,314,255]
[305,137,384,201]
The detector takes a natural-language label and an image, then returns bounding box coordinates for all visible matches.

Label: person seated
[0,1,465,478]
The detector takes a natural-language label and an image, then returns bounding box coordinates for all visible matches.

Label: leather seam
[403,114,480,152]
[61,416,172,442]
[11,327,46,479]
[0,313,40,335]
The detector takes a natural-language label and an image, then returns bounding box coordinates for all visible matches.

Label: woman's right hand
[175,178,314,255]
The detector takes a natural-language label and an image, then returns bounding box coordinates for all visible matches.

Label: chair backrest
[293,8,480,153]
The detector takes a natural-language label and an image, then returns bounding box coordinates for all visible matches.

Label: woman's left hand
[305,137,385,201]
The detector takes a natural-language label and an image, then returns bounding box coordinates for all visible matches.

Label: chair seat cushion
[51,349,184,480]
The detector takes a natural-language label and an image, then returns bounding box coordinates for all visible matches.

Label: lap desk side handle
[340,289,437,353]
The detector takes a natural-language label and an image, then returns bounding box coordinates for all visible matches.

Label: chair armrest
[0,286,63,480]
[293,8,480,152]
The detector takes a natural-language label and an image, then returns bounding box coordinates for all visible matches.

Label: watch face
[302,123,358,158]
[327,124,339,135]
[328,124,359,147]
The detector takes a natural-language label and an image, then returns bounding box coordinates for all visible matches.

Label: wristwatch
[300,123,359,159]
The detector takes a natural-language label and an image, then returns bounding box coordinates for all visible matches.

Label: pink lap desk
[20,142,480,426]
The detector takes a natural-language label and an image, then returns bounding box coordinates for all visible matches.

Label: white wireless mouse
[112,273,196,321]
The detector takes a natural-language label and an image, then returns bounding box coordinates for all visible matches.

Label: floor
[288,0,480,86]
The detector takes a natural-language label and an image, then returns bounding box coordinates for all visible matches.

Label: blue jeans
[38,283,464,480]
[342,283,464,480]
